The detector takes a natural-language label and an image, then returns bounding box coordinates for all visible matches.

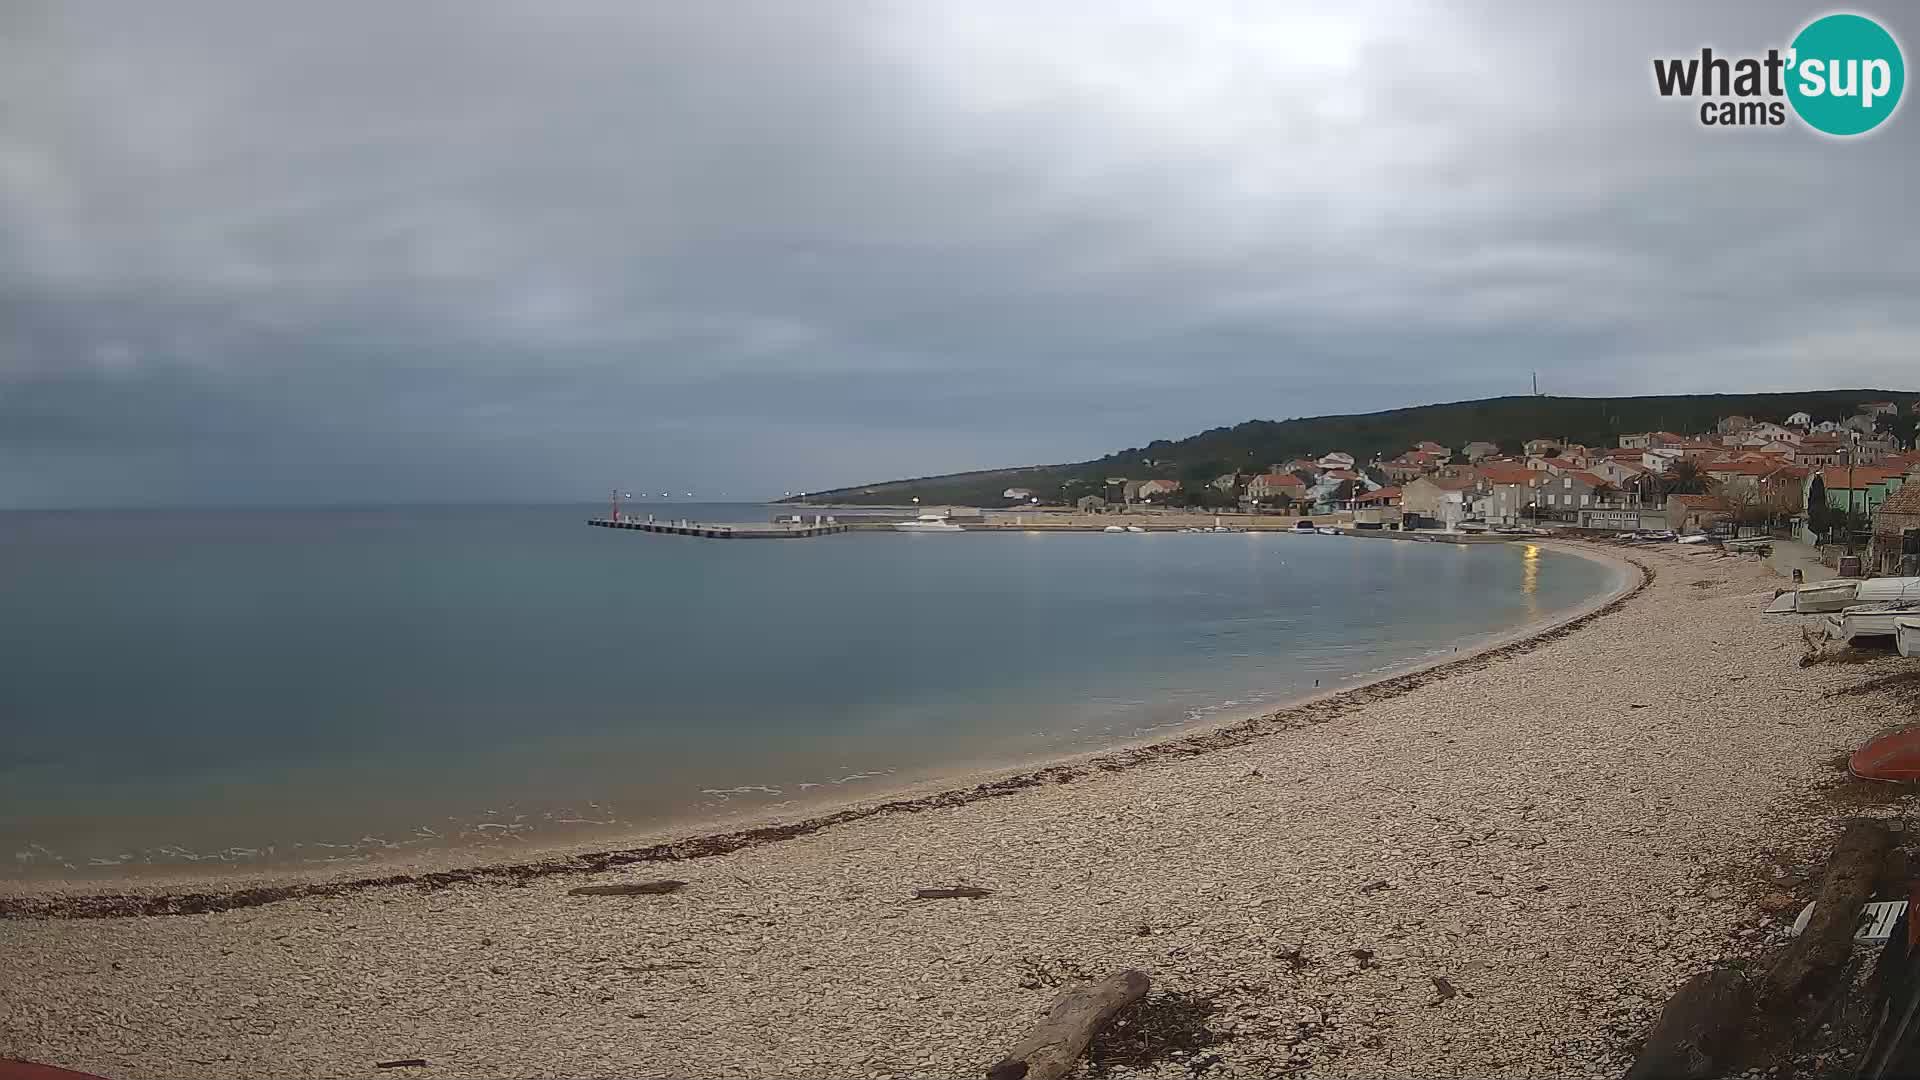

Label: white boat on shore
[1126,525,1147,533]
[1765,579,1859,615]
[1856,577,1920,605]
[1897,616,1920,658]
[1102,525,1126,533]
[1826,603,1920,645]
[1316,527,1341,536]
[894,512,964,533]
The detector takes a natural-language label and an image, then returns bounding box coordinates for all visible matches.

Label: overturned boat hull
[1827,604,1920,645]
[1853,728,1920,783]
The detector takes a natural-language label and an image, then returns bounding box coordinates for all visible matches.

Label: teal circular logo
[1787,13,1905,135]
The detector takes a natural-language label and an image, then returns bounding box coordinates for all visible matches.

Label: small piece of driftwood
[985,969,1149,1080]
[567,880,687,897]
[1624,969,1753,1080]
[1763,818,1893,1008]
[374,1060,430,1069]
[915,886,994,900]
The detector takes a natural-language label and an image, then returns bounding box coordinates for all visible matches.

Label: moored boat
[894,512,964,533]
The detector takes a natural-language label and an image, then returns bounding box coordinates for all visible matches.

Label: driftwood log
[1762,818,1894,1009]
[916,886,994,900]
[1623,969,1753,1080]
[986,969,1150,1080]
[566,880,686,897]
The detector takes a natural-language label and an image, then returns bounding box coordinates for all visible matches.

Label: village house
[1352,486,1404,528]
[1210,473,1241,493]
[1412,441,1452,460]
[1135,479,1182,501]
[1245,472,1308,503]
[1795,434,1850,467]
[1002,487,1036,501]
[1480,464,1546,526]
[1870,482,1920,575]
[1521,438,1562,457]
[1316,451,1357,471]
[1618,431,1686,451]
[1743,421,1801,444]
[1401,467,1479,529]
[1380,448,1447,483]
[1801,466,1909,541]
[1529,470,1611,521]
[1461,440,1500,461]
[1703,458,1783,493]
[1667,494,1734,533]
[1787,411,1813,427]
[1861,401,1899,416]
[1074,494,1108,513]
[1589,456,1648,488]
[1716,415,1755,436]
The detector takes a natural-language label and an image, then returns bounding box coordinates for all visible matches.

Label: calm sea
[0,504,1623,879]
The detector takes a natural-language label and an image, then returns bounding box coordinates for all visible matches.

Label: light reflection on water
[1521,544,1541,612]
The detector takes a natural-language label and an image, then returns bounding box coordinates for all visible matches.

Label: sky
[2,1,1916,506]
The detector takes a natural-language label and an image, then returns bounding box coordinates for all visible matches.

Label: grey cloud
[1,0,1915,505]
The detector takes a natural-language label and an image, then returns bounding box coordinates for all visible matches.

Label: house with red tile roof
[1804,465,1908,522]
[1667,494,1735,532]
[1135,479,1182,500]
[1401,468,1480,528]
[1245,472,1308,501]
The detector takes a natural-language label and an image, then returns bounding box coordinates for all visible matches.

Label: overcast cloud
[2,1,1915,505]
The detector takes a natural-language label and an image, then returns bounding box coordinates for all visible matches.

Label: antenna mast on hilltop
[1532,371,1540,396]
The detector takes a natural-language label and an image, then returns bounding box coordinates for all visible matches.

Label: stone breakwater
[3,542,1909,1079]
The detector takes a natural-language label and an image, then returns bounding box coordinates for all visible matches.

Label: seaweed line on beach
[1,545,1653,922]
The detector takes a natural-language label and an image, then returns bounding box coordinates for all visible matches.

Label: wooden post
[1763,818,1894,1008]
[986,969,1149,1080]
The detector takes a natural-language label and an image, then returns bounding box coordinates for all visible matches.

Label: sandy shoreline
[6,539,1914,1079]
[0,541,1637,911]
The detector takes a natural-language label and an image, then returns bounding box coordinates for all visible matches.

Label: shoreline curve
[0,540,1649,921]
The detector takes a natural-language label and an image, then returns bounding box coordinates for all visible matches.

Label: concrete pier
[588,518,850,539]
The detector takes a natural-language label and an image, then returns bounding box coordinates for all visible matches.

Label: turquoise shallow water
[0,505,1623,879]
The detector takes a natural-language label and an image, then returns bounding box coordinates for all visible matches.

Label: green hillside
[785,389,1914,507]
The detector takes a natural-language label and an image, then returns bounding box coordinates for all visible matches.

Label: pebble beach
[3,540,1912,1079]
